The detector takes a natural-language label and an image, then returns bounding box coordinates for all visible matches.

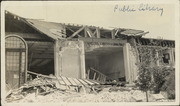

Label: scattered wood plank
[88,79,99,85]
[65,77,73,85]
[55,75,63,87]
[26,71,102,93]
[61,76,72,86]
[68,78,78,86]
[93,72,96,80]
[27,71,56,79]
[78,79,89,86]
[72,78,83,86]
[58,75,69,86]
[87,69,90,79]
[76,79,86,87]
[82,79,94,85]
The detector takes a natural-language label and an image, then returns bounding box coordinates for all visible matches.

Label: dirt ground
[8,86,174,103]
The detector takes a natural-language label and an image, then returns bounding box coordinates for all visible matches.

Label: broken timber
[27,71,99,89]
[6,71,102,101]
[86,68,107,83]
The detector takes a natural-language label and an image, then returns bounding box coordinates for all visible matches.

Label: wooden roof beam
[68,26,85,38]
[111,29,116,39]
[96,27,100,38]
[6,32,52,41]
[84,27,95,38]
[66,26,82,37]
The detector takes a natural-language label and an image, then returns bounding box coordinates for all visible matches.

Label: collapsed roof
[5,10,174,48]
[5,10,149,40]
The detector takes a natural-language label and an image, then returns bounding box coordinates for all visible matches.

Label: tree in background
[135,38,174,101]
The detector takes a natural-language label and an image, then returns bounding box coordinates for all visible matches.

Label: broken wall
[56,40,85,79]
[123,38,139,84]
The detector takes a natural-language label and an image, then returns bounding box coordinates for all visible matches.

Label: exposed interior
[85,46,125,81]
[5,10,176,89]
[5,11,127,81]
[27,41,54,76]
[5,11,55,76]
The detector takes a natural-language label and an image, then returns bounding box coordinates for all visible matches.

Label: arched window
[5,35,27,91]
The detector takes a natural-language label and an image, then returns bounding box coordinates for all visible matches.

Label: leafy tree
[135,38,168,102]
[135,66,152,102]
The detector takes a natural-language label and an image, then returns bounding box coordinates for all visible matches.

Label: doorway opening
[85,45,125,82]
[27,40,55,77]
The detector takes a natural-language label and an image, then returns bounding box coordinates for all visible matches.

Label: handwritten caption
[114,4,164,16]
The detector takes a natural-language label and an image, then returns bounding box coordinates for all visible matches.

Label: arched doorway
[5,35,27,91]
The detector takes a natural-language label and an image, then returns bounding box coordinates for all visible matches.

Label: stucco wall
[61,49,81,78]
[128,45,138,82]
[58,40,85,79]
[124,38,139,83]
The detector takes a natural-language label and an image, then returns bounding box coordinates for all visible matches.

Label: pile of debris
[6,77,57,102]
[7,84,172,103]
[5,71,103,103]
[6,72,173,103]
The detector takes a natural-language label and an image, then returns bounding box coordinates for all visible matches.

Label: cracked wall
[56,40,85,79]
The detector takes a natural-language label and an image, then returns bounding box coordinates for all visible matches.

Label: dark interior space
[85,46,125,81]
[27,41,55,76]
[5,11,55,77]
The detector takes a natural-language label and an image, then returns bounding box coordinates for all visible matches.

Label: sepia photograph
[1,0,179,105]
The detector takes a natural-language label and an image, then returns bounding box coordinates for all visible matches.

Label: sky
[2,1,177,40]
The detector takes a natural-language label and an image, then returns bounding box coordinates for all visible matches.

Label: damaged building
[5,11,175,92]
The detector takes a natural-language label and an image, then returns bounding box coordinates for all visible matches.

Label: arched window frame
[5,35,28,83]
